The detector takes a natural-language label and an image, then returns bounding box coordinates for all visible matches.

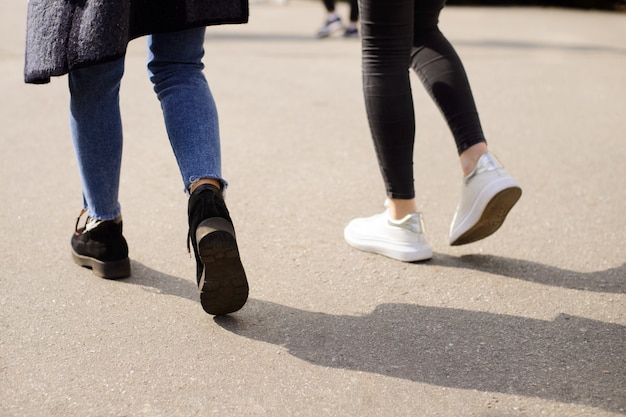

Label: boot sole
[450,186,522,246]
[196,218,249,315]
[71,250,131,279]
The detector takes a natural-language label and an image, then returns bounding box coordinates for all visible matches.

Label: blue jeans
[69,27,223,220]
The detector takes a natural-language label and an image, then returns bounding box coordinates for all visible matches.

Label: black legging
[322,0,359,22]
[359,0,486,199]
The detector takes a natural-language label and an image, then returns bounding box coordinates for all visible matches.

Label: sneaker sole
[450,185,522,246]
[344,230,433,263]
[317,21,343,38]
[71,251,131,279]
[196,218,249,316]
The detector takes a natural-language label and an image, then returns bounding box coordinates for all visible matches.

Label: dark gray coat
[24,0,248,84]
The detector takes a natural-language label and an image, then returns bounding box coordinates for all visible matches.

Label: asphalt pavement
[1,1,625,416]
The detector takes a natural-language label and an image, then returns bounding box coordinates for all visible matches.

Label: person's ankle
[388,198,418,220]
[190,178,221,194]
[460,142,488,176]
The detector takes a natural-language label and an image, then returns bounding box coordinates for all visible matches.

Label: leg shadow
[119,260,198,302]
[430,253,625,294]
[216,299,625,413]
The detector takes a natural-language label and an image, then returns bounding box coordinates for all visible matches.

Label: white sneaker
[344,210,433,262]
[449,152,522,246]
[316,15,343,38]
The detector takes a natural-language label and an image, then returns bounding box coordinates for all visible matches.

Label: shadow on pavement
[455,39,626,54]
[205,30,626,55]
[430,253,626,294]
[118,258,624,411]
[216,299,625,413]
[122,253,625,299]
[124,260,198,302]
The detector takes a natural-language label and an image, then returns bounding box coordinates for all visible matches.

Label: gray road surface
[1,1,625,416]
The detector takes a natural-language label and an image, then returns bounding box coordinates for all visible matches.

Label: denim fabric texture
[69,27,224,220]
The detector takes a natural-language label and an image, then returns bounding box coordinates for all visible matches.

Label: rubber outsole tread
[197,229,249,316]
[450,187,521,246]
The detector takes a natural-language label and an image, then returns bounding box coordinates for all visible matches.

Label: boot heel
[196,218,248,315]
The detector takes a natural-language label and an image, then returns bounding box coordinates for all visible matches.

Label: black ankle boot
[71,209,131,279]
[188,184,248,315]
